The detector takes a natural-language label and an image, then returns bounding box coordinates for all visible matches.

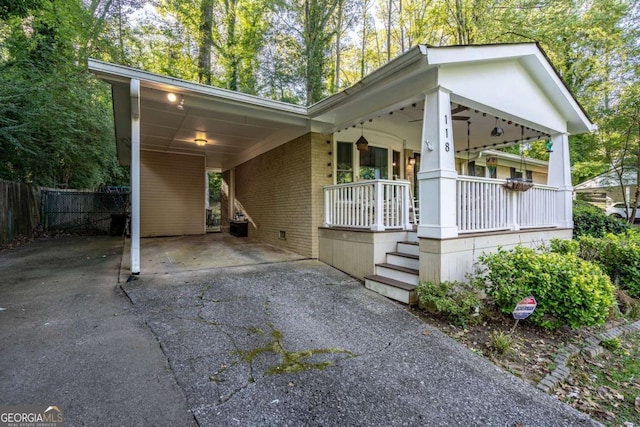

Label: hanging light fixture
[490,117,504,137]
[356,122,369,152]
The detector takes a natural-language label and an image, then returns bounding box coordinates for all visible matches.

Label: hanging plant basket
[503,178,534,192]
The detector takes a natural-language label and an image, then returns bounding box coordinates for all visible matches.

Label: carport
[89,60,311,274]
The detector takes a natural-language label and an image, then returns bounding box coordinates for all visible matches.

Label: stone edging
[536,319,640,393]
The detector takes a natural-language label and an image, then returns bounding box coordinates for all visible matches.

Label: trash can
[110,213,128,236]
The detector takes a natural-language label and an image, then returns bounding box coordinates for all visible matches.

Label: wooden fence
[0,179,41,245]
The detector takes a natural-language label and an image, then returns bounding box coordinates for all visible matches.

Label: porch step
[397,241,419,257]
[364,275,417,305]
[406,231,418,243]
[375,263,419,285]
[386,252,419,270]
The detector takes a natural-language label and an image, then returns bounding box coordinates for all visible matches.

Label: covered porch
[314,43,594,300]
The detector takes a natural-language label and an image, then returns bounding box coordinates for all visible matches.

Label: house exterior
[89,43,594,303]
[574,169,638,208]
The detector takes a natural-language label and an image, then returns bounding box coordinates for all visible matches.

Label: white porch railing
[323,180,412,231]
[456,176,558,233]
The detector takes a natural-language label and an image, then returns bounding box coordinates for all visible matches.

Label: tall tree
[198,0,214,84]
[0,0,125,188]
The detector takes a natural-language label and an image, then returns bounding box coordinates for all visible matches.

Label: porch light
[408,157,416,166]
[194,138,207,146]
[167,93,177,102]
[490,117,503,137]
[356,122,369,152]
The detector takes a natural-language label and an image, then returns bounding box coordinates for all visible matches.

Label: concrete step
[375,263,418,285]
[386,252,419,270]
[364,275,417,305]
[397,241,419,257]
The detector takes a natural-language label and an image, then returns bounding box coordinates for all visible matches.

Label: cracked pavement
[122,257,600,427]
[0,234,600,426]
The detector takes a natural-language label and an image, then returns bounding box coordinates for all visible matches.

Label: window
[468,161,476,176]
[510,167,532,180]
[392,150,400,179]
[337,142,353,183]
[359,146,388,180]
[475,165,486,178]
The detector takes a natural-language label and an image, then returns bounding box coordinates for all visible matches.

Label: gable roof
[575,168,638,191]
[310,43,594,136]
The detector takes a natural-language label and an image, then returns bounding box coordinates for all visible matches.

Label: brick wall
[229,132,332,258]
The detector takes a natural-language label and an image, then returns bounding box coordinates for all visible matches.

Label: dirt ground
[409,305,640,426]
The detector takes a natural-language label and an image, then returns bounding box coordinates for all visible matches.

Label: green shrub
[573,200,629,238]
[475,246,615,330]
[416,280,482,326]
[576,231,640,298]
[549,238,579,255]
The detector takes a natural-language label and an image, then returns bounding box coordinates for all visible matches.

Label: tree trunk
[225,0,239,91]
[333,9,342,93]
[198,0,214,85]
[387,0,392,62]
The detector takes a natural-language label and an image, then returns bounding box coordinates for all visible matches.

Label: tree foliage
[1,0,638,188]
[0,0,126,188]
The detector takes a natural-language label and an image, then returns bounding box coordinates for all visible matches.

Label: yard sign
[512,296,537,320]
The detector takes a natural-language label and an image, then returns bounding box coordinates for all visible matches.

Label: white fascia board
[88,59,308,118]
[520,54,594,134]
[423,43,540,65]
[307,46,427,117]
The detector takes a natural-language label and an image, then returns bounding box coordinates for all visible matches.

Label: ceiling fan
[408,105,469,123]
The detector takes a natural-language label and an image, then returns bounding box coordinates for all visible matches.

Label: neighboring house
[455,149,549,183]
[89,43,594,304]
[574,168,638,208]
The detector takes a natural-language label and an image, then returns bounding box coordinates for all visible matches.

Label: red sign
[512,296,537,320]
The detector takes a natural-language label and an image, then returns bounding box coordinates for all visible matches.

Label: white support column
[547,132,573,229]
[417,87,459,239]
[130,79,141,274]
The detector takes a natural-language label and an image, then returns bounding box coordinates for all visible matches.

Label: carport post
[130,79,141,274]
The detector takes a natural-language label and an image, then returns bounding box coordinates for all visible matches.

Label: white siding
[141,150,205,237]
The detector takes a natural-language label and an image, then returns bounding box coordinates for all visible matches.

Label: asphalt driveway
[1,235,599,426]
[0,236,195,426]
[121,237,599,427]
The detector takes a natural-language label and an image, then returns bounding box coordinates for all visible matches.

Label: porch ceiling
[90,60,311,170]
[331,100,551,154]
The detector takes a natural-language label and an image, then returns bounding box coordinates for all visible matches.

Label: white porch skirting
[418,228,573,284]
[318,228,410,281]
[319,226,572,284]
